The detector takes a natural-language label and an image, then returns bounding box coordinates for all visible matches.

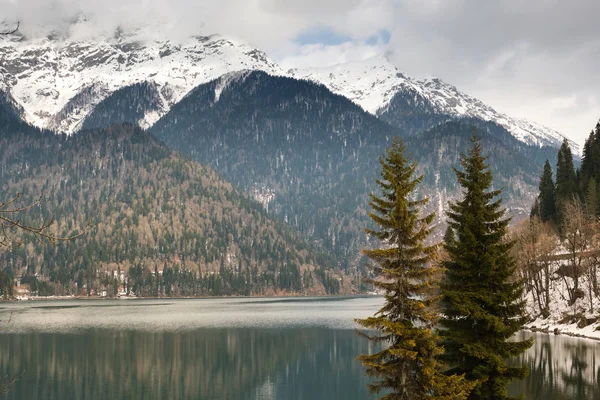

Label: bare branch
[0,192,88,249]
[0,192,42,214]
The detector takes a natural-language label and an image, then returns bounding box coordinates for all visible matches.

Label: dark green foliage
[0,271,13,299]
[578,123,600,194]
[530,198,540,219]
[440,136,533,400]
[585,178,598,217]
[82,82,164,130]
[536,160,556,223]
[443,226,456,247]
[356,138,473,400]
[576,122,600,217]
[149,71,398,269]
[555,139,578,228]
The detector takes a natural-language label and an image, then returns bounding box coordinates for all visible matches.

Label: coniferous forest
[0,71,562,300]
[0,117,344,297]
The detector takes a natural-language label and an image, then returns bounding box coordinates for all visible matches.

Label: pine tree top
[447,135,509,242]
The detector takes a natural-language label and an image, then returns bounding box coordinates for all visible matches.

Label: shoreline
[5,293,379,302]
[524,322,600,342]
[6,295,600,343]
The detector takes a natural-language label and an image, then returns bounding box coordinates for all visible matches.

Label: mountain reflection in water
[0,299,597,400]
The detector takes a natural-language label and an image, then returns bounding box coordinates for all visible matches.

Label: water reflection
[0,329,375,400]
[0,299,598,400]
[509,331,600,400]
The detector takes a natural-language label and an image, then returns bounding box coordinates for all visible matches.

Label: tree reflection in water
[509,331,600,400]
[0,329,597,400]
[0,328,375,400]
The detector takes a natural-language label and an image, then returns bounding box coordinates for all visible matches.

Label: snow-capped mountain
[0,21,573,150]
[0,26,284,134]
[290,56,572,149]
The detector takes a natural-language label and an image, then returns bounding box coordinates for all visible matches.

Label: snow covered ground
[524,259,600,340]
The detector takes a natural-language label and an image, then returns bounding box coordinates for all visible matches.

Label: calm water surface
[0,297,597,400]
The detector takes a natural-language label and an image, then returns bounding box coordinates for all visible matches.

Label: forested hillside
[82,82,166,131]
[150,71,398,269]
[145,72,558,267]
[405,119,561,217]
[0,119,346,297]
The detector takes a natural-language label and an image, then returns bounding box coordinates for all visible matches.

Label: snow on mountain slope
[0,26,284,134]
[1,20,572,149]
[290,56,573,149]
[289,56,407,115]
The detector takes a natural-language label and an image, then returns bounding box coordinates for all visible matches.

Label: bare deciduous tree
[561,198,598,306]
[0,192,86,249]
[514,217,557,318]
[0,193,86,391]
[583,229,600,313]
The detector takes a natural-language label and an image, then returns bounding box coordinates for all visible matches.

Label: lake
[0,297,597,399]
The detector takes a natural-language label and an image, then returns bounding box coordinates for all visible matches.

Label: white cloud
[278,42,385,70]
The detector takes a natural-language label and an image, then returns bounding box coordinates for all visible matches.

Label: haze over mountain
[0,26,284,134]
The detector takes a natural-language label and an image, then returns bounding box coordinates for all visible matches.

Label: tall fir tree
[585,178,598,217]
[578,129,596,192]
[356,138,474,400]
[530,198,540,219]
[555,139,578,229]
[440,135,533,400]
[443,226,456,247]
[537,160,556,223]
[578,122,600,205]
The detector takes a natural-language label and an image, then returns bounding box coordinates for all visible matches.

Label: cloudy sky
[3,0,599,145]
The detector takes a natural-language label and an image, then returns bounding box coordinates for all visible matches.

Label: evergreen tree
[555,139,578,229]
[585,178,598,217]
[530,198,540,219]
[356,138,473,400]
[443,226,456,247]
[537,160,556,223]
[578,123,600,208]
[578,130,596,192]
[440,135,533,400]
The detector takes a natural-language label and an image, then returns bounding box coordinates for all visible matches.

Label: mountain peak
[0,28,573,149]
[0,32,284,134]
[293,57,573,149]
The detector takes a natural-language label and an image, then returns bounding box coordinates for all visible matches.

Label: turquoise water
[0,297,597,399]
